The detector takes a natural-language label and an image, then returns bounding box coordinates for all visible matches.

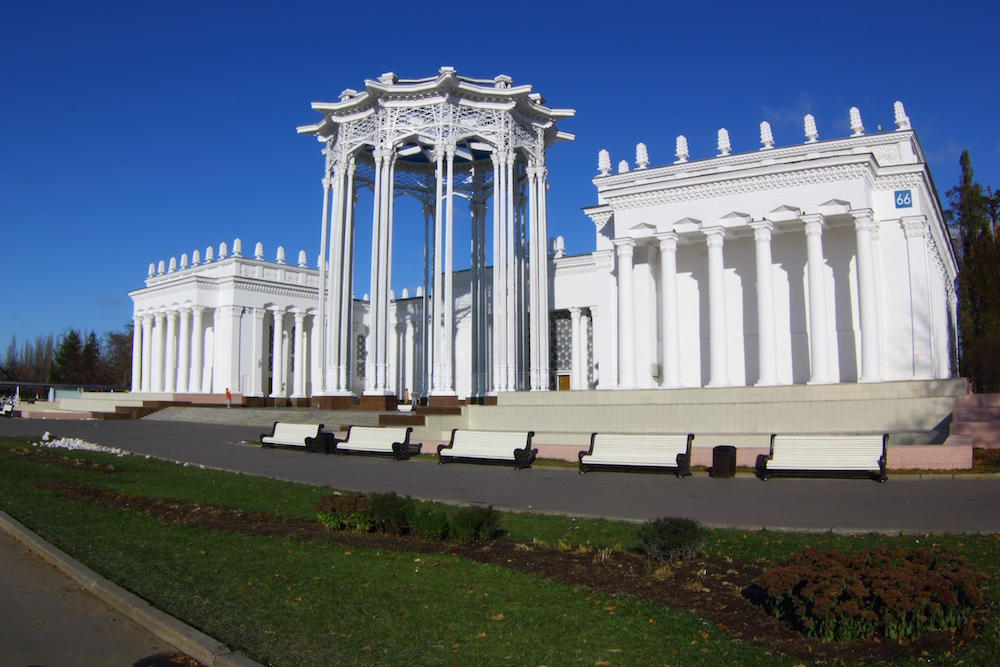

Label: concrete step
[950,421,1000,448]
[952,407,1000,422]
[416,406,463,416]
[379,413,425,427]
[955,393,1000,408]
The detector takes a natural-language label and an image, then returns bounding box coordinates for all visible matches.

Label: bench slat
[334,426,417,460]
[260,423,324,449]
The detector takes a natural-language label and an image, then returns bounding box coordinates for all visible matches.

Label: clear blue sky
[2,1,998,351]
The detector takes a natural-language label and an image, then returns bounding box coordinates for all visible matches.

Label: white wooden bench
[260,422,324,451]
[756,434,889,482]
[330,426,419,460]
[437,429,537,469]
[578,433,694,477]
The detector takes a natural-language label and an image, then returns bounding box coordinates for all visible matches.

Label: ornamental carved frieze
[607,164,870,211]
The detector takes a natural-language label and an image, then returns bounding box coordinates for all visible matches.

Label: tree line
[947,151,1000,393]
[1,323,133,387]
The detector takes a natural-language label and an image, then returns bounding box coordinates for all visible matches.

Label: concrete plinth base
[243,397,267,408]
[266,398,289,408]
[360,395,398,411]
[310,395,356,410]
[427,395,460,407]
[289,397,310,408]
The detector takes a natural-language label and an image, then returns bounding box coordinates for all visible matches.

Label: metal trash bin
[711,445,737,478]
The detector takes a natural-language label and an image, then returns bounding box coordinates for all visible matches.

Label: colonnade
[317,145,552,402]
[130,306,314,398]
[612,209,893,388]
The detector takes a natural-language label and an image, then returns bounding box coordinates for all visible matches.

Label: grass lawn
[1,436,998,666]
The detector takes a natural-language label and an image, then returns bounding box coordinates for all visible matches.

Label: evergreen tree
[947,151,1000,392]
[81,331,101,383]
[50,329,83,384]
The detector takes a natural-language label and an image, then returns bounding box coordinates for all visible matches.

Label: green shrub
[636,517,707,563]
[407,502,450,540]
[366,492,412,535]
[756,545,987,642]
[315,492,373,532]
[450,505,500,543]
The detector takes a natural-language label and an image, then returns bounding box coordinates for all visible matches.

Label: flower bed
[756,545,987,642]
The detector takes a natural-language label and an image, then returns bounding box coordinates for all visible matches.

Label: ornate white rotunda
[297,68,574,409]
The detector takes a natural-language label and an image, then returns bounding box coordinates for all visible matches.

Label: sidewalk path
[3,419,1000,534]
[0,530,193,667]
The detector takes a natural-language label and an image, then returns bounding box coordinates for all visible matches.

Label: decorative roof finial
[402,288,409,299]
[205,246,214,262]
[298,250,307,267]
[617,160,629,174]
[894,101,911,131]
[254,242,263,259]
[180,253,188,269]
[192,249,200,266]
[218,242,228,259]
[552,235,566,258]
[717,128,731,156]
[760,121,774,150]
[416,286,423,297]
[232,238,242,257]
[148,263,155,277]
[675,135,689,163]
[157,260,165,275]
[804,114,819,143]
[598,149,611,176]
[849,107,864,136]
[276,246,285,264]
[168,257,177,273]
[636,143,649,169]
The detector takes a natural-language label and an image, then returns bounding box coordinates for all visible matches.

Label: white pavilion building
[129,72,957,415]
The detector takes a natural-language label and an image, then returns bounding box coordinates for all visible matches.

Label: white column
[704,228,730,388]
[338,162,357,393]
[615,238,636,389]
[852,209,882,382]
[491,152,506,393]
[270,310,285,399]
[803,215,831,384]
[251,308,265,397]
[404,316,414,400]
[504,152,516,392]
[165,310,178,393]
[579,310,590,390]
[152,312,166,393]
[177,308,191,394]
[443,145,455,392]
[140,314,153,392]
[325,166,344,394]
[292,311,306,398]
[569,307,582,390]
[656,233,681,388]
[131,315,142,392]
[189,307,205,393]
[317,172,332,393]
[432,149,445,393]
[903,215,934,379]
[751,222,779,386]
[211,308,222,393]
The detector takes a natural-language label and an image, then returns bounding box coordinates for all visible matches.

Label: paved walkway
[3,419,1000,534]
[0,530,191,667]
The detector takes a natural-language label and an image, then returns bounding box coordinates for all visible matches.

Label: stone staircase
[950,394,1000,448]
[144,406,386,430]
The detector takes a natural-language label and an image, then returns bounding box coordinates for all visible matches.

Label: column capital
[655,231,679,253]
[190,305,206,315]
[294,311,306,323]
[850,208,875,230]
[253,307,265,321]
[178,307,191,320]
[321,176,332,190]
[614,237,636,257]
[902,215,929,238]
[133,314,143,324]
[702,226,725,247]
[568,306,582,318]
[802,214,825,237]
[750,221,773,243]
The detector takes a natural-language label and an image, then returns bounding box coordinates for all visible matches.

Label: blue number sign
[894,190,913,208]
